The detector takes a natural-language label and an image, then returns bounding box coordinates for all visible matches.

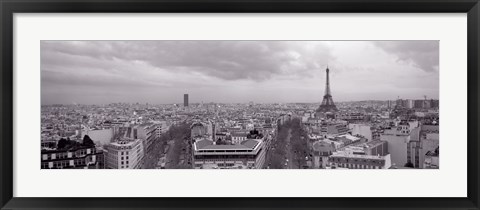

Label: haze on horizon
[41,40,439,105]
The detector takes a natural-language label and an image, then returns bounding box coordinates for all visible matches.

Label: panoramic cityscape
[40,41,439,169]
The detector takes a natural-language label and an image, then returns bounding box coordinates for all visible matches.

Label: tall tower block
[184,94,189,107]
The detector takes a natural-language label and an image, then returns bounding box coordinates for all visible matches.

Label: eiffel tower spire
[317,66,338,113]
[325,66,331,97]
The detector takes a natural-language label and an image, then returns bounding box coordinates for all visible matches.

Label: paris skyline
[41,40,439,105]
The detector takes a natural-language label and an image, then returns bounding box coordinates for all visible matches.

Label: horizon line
[41,98,440,106]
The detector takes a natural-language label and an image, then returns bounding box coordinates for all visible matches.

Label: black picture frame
[1,0,479,209]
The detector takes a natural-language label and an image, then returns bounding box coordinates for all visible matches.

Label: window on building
[41,162,49,169]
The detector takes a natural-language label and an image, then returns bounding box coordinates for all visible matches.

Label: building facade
[41,145,104,169]
[191,122,208,139]
[423,148,439,169]
[380,124,411,167]
[408,125,439,168]
[312,140,336,169]
[184,94,189,107]
[320,122,349,137]
[328,153,392,169]
[81,128,114,146]
[231,132,248,144]
[349,124,373,141]
[104,139,144,169]
[193,138,266,169]
[337,113,365,123]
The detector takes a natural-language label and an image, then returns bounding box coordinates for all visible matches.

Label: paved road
[164,140,175,168]
[285,129,297,169]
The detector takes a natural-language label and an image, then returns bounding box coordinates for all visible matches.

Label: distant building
[41,139,57,149]
[139,123,160,152]
[338,140,388,157]
[104,139,144,169]
[41,144,104,169]
[306,118,348,137]
[328,152,392,169]
[277,114,291,126]
[184,94,189,107]
[396,98,439,109]
[82,128,114,146]
[123,123,160,152]
[159,121,170,135]
[333,134,362,146]
[312,140,336,169]
[413,100,425,109]
[215,132,228,142]
[396,99,406,109]
[405,99,414,109]
[364,140,389,156]
[320,121,349,137]
[349,124,373,141]
[430,99,440,109]
[302,112,314,123]
[423,147,439,169]
[412,99,439,109]
[408,125,439,168]
[191,122,208,139]
[193,138,266,169]
[380,124,411,167]
[231,132,248,144]
[395,99,413,109]
[387,100,392,109]
[206,121,214,138]
[337,112,364,123]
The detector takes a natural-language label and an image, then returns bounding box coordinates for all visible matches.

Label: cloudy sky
[41,40,439,105]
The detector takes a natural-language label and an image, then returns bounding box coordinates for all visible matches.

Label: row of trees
[267,120,294,169]
[266,118,310,169]
[56,135,95,150]
[288,118,309,168]
[162,123,192,169]
[139,123,193,169]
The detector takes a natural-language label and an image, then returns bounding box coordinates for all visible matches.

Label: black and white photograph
[40,40,439,170]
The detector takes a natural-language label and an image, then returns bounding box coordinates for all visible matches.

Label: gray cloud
[373,41,439,72]
[41,41,333,81]
[41,41,439,104]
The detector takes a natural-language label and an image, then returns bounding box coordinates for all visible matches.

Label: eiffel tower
[316,66,338,113]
